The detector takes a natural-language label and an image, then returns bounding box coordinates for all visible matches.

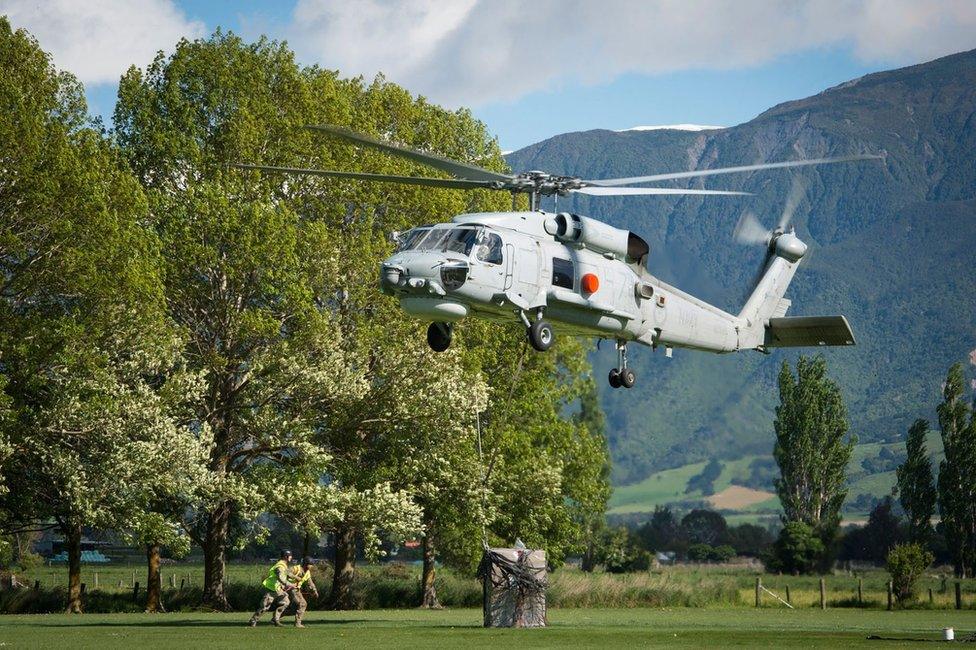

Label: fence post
[785,584,791,605]
[131,571,136,587]
[133,582,140,602]
[755,577,761,607]
[94,572,98,590]
[180,578,185,591]
[170,574,176,588]
[887,581,893,611]
[956,582,962,610]
[819,578,826,610]
[80,583,86,595]
[940,574,947,594]
[33,579,40,591]
[929,588,933,604]
[857,578,862,606]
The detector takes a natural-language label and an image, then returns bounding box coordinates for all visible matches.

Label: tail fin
[737,236,804,349]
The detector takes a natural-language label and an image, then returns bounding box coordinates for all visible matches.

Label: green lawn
[1,607,973,648]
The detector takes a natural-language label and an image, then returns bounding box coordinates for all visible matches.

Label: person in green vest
[288,557,320,628]
[249,550,295,627]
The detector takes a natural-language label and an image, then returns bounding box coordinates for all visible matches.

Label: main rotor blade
[232,164,495,190]
[584,154,883,187]
[573,186,751,196]
[305,124,513,183]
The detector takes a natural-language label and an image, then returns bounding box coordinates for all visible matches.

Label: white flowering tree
[2,328,214,613]
[0,18,212,613]
[374,343,490,608]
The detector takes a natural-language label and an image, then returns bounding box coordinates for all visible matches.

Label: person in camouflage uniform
[288,557,320,628]
[249,550,295,627]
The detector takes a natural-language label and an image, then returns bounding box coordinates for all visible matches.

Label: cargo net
[477,547,547,628]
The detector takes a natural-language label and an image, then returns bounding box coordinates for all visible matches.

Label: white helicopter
[238,126,880,388]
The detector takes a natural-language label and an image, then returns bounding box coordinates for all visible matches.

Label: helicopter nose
[380,252,468,295]
[381,263,406,289]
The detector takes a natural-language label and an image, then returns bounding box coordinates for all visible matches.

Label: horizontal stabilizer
[764,316,856,348]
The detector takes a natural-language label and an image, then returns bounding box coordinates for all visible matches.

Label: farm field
[2,607,974,648]
[608,431,946,522]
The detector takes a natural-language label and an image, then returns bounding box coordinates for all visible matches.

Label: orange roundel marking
[581,273,599,294]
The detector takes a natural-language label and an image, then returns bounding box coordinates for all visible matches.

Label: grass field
[2,607,974,648]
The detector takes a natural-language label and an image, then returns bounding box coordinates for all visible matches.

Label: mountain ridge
[506,48,976,485]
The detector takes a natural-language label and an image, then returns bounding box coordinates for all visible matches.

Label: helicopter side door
[504,243,515,290]
[514,238,542,306]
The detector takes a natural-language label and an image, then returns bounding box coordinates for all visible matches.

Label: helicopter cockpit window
[552,257,574,289]
[398,227,482,255]
[441,228,480,256]
[396,228,429,252]
[474,232,503,265]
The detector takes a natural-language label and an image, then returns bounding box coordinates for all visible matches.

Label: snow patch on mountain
[617,124,725,132]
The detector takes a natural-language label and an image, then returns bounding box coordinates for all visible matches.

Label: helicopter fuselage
[380,210,748,355]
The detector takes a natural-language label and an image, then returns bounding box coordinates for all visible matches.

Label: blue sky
[5,1,976,151]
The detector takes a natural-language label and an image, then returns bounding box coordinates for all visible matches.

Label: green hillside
[507,49,976,485]
[608,432,945,520]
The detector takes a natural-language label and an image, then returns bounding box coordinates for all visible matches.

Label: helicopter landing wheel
[620,367,636,388]
[427,322,452,352]
[527,319,555,352]
[608,368,622,388]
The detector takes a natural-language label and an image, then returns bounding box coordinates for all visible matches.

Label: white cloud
[0,0,205,85]
[288,0,976,107]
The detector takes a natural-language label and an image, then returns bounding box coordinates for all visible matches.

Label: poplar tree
[896,419,936,544]
[772,355,854,570]
[936,363,976,577]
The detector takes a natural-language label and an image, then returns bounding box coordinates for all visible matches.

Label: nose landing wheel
[519,310,555,352]
[427,322,453,352]
[527,319,554,352]
[608,341,636,389]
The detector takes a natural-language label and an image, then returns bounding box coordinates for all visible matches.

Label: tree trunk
[202,500,231,610]
[581,532,597,573]
[303,531,312,559]
[330,523,357,610]
[145,543,165,613]
[420,527,440,608]
[65,522,82,614]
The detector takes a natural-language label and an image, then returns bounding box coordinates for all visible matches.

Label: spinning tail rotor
[734,176,808,292]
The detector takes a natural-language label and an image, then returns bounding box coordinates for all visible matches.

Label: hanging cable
[475,411,489,551]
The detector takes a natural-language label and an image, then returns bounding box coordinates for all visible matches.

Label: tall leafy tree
[772,355,855,571]
[0,18,209,613]
[114,29,608,609]
[896,419,936,545]
[936,362,976,577]
[113,32,367,609]
[112,31,518,609]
